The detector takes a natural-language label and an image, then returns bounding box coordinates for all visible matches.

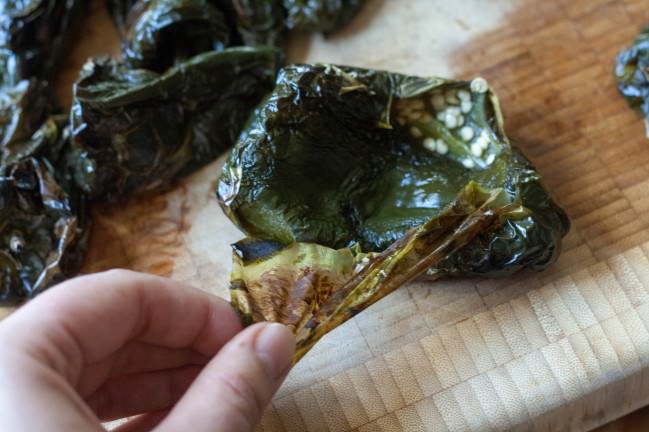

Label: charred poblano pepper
[0,108,89,304]
[110,0,366,56]
[219,64,570,360]
[219,64,570,273]
[0,44,89,304]
[231,0,286,47]
[0,49,54,164]
[282,0,366,33]
[70,47,283,202]
[0,0,85,79]
[226,0,367,46]
[0,157,88,304]
[616,24,649,135]
[0,81,51,162]
[122,0,232,72]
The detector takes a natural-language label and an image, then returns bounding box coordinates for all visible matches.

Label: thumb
[157,322,295,432]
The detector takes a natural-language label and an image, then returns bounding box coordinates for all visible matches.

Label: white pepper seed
[470,77,488,93]
[436,140,448,155]
[457,89,471,101]
[462,159,476,169]
[444,112,458,129]
[423,137,437,152]
[471,142,483,157]
[9,234,24,253]
[459,126,474,141]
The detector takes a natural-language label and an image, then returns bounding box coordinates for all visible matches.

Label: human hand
[0,270,295,431]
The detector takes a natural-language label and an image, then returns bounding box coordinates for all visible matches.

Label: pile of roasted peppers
[2,1,570,363]
[218,65,570,361]
[0,0,366,303]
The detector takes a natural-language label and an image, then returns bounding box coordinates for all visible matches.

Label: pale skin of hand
[0,269,295,432]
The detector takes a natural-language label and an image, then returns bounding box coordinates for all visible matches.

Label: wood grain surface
[11,0,649,430]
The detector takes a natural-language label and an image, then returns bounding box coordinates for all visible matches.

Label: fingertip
[251,323,295,380]
[157,322,295,432]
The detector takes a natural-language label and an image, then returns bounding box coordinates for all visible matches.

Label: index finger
[1,269,242,384]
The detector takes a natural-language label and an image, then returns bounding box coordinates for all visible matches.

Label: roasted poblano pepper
[70,47,283,202]
[0,157,88,304]
[231,0,286,47]
[223,0,367,46]
[282,0,366,33]
[122,0,232,72]
[219,64,570,360]
[0,43,89,303]
[0,48,54,162]
[616,24,649,134]
[0,0,85,79]
[111,0,366,57]
[0,107,89,305]
[0,82,51,163]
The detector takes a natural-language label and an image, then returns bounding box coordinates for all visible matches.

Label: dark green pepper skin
[109,0,365,57]
[282,0,366,33]
[222,0,367,46]
[0,103,89,306]
[0,80,51,164]
[0,157,89,304]
[70,47,284,202]
[433,150,571,277]
[615,25,649,121]
[122,0,232,72]
[0,0,85,79]
[0,45,89,303]
[232,0,286,47]
[0,49,55,166]
[218,64,570,277]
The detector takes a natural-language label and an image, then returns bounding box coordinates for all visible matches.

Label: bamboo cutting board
[15,0,649,430]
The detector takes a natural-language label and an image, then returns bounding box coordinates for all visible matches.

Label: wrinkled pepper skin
[0,81,51,165]
[228,0,366,45]
[231,0,286,47]
[220,63,570,361]
[282,0,366,33]
[0,0,85,79]
[230,184,515,361]
[0,48,56,166]
[0,45,89,304]
[0,158,89,304]
[615,24,649,128]
[110,0,366,56]
[122,0,232,72]
[219,64,570,278]
[70,47,284,202]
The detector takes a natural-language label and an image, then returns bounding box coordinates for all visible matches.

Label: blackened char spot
[232,238,288,264]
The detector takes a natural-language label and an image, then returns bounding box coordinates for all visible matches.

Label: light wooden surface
[14,0,649,430]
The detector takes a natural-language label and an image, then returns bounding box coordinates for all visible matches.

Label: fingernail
[254,323,295,379]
